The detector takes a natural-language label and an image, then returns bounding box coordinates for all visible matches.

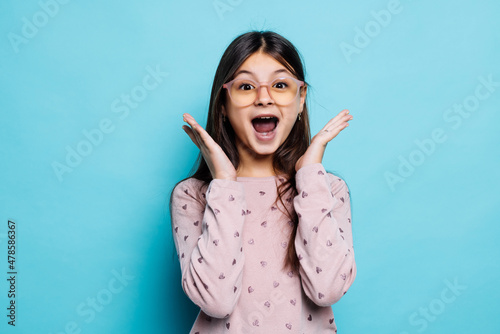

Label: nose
[255,84,274,105]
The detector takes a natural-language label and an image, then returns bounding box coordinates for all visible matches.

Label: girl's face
[222,51,307,159]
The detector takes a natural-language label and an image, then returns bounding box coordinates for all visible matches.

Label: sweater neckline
[236,174,287,182]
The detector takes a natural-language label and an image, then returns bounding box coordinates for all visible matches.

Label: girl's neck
[236,167,276,178]
[236,152,277,178]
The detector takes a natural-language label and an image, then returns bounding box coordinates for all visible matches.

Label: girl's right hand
[182,113,237,181]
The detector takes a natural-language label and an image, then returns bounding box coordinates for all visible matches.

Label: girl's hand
[295,109,353,172]
[182,113,237,181]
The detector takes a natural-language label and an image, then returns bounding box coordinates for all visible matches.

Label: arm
[171,178,246,318]
[293,163,356,306]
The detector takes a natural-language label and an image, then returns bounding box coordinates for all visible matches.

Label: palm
[295,109,353,172]
[182,113,237,181]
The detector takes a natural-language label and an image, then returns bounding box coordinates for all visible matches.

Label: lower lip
[253,123,278,142]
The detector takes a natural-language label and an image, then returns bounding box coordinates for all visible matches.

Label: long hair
[170,31,311,270]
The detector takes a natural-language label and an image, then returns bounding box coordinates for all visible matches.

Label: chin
[246,141,279,157]
[249,147,276,158]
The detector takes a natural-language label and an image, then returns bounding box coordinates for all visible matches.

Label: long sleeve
[293,163,356,307]
[170,178,247,318]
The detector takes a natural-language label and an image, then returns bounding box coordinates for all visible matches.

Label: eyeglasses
[223,76,305,107]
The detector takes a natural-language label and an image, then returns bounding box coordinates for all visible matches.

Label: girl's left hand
[295,109,353,172]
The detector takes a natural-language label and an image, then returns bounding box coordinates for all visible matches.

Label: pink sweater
[171,163,356,333]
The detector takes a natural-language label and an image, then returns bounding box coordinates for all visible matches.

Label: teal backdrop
[1,0,499,333]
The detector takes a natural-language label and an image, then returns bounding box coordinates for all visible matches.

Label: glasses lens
[230,79,258,106]
[270,77,299,105]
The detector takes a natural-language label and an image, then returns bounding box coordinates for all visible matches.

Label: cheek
[227,114,250,140]
[280,116,298,138]
[225,107,242,128]
[282,106,300,126]
[228,118,243,135]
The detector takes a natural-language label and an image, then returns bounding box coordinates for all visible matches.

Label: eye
[237,82,255,90]
[273,81,289,90]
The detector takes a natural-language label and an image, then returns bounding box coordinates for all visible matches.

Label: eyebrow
[233,69,291,77]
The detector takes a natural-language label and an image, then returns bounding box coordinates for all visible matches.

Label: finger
[318,115,350,136]
[329,111,351,126]
[183,114,209,148]
[183,114,214,147]
[191,126,212,154]
[323,114,352,132]
[331,109,349,122]
[182,125,201,149]
[184,124,213,164]
[321,109,351,130]
[183,113,200,132]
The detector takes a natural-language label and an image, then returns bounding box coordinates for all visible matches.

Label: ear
[221,104,226,117]
[299,85,307,112]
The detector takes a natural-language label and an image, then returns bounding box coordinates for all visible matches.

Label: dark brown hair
[170,31,311,270]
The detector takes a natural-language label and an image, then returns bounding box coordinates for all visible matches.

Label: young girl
[170,31,356,333]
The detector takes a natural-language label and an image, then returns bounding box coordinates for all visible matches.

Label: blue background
[1,0,499,333]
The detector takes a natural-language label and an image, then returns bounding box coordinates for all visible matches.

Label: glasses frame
[222,76,305,107]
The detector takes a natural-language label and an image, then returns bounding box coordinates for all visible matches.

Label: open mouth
[251,116,279,135]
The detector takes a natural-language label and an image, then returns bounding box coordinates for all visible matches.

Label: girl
[170,31,356,333]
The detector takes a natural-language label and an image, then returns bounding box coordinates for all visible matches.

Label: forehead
[234,52,292,79]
